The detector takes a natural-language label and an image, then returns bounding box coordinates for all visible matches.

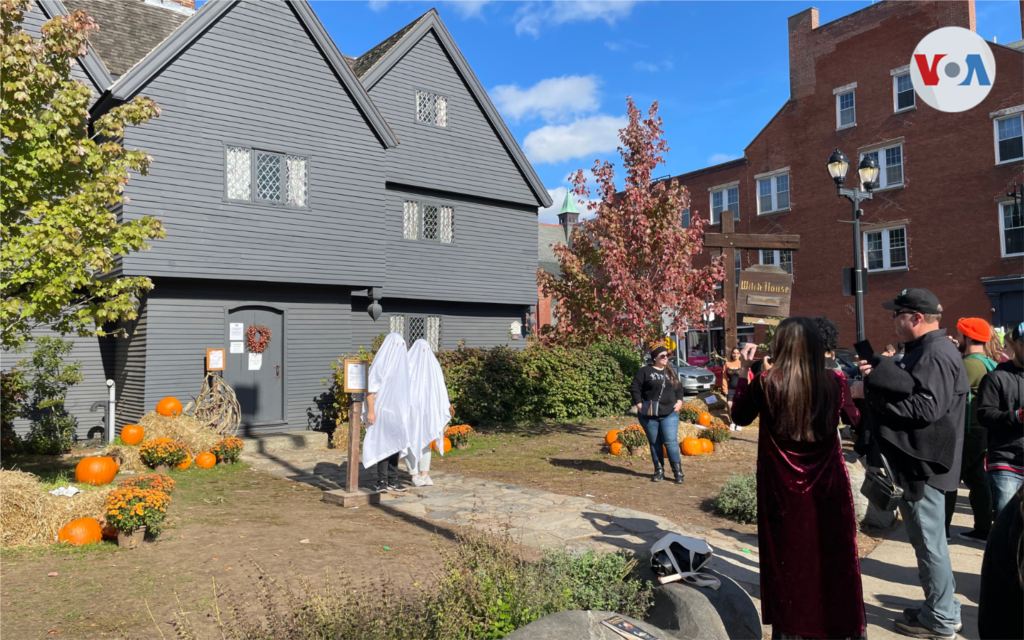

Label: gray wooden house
[11,0,551,436]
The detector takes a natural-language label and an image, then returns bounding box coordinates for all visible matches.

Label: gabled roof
[101,0,398,149]
[36,0,114,90]
[538,223,567,278]
[357,9,553,208]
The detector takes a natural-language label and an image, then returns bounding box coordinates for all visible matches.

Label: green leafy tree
[1,0,164,350]
[20,336,83,454]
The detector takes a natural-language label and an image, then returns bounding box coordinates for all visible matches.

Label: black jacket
[864,329,969,497]
[977,360,1024,474]
[630,366,684,418]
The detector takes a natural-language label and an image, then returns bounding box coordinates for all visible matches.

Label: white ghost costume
[360,333,411,469]
[402,339,451,475]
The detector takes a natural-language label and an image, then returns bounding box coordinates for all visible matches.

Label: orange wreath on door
[246,324,272,353]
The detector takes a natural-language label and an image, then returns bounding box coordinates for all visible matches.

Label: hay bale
[678,423,703,441]
[1,470,110,548]
[138,412,220,455]
[106,444,144,471]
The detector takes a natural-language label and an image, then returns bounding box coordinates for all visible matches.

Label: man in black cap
[977,321,1024,517]
[851,288,969,640]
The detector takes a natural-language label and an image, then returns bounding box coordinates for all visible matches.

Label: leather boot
[671,461,684,484]
[651,459,664,482]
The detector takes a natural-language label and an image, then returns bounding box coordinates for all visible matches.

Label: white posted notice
[230,323,244,341]
[230,341,244,354]
[248,352,262,370]
[346,361,366,391]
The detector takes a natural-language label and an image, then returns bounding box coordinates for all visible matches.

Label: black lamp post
[828,148,879,343]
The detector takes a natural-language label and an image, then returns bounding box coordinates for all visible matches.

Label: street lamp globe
[827,149,849,186]
[858,154,880,191]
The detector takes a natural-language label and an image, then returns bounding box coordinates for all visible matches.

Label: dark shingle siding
[349,11,425,78]
[64,0,190,77]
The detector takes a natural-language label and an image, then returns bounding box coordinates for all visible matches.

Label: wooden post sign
[322,359,380,508]
[737,265,793,317]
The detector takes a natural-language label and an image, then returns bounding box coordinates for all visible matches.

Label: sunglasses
[892,309,918,319]
[655,354,669,359]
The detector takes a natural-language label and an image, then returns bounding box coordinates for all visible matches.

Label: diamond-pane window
[403,201,419,240]
[256,153,282,202]
[440,206,454,243]
[286,156,307,207]
[426,316,441,351]
[408,316,425,343]
[390,315,405,336]
[226,147,251,200]
[423,205,439,240]
[416,90,448,128]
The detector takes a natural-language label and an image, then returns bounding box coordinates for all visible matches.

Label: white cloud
[524,114,626,164]
[538,186,600,224]
[633,60,673,73]
[708,153,741,165]
[515,1,637,37]
[491,75,600,123]
[370,0,493,17]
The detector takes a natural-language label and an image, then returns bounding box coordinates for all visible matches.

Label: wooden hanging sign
[737,266,793,317]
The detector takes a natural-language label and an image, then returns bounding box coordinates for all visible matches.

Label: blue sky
[306,1,1021,221]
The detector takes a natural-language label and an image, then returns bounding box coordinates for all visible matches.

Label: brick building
[667,0,1024,357]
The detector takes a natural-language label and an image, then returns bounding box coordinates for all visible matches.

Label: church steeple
[557,190,580,227]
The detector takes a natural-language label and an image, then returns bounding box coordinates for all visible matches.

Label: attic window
[403,200,455,243]
[416,90,448,128]
[226,146,308,207]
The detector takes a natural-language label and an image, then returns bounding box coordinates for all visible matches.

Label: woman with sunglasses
[630,346,686,483]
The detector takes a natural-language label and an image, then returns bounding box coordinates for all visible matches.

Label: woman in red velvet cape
[732,318,865,640]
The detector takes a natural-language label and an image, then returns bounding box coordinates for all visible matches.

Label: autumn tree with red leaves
[538,98,725,354]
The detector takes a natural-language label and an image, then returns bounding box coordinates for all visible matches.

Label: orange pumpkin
[176,455,192,470]
[430,437,452,453]
[120,424,144,446]
[58,517,103,546]
[195,452,217,469]
[681,437,703,456]
[699,438,713,454]
[698,412,712,427]
[604,430,620,445]
[74,456,119,486]
[156,397,182,417]
[609,441,624,456]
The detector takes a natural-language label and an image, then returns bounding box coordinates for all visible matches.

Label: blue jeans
[898,484,961,635]
[989,470,1024,519]
[638,411,680,465]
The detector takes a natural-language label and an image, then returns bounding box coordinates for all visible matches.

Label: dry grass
[106,412,221,471]
[0,470,110,548]
[182,374,241,436]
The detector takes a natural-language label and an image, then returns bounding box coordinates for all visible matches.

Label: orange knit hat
[956,317,991,343]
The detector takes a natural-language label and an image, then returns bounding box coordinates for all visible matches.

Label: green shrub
[540,548,653,618]
[16,337,83,455]
[1,368,28,457]
[715,473,758,524]
[678,407,700,424]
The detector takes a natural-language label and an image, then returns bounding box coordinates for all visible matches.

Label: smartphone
[854,340,874,363]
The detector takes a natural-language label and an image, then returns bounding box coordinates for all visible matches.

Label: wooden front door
[225,307,284,429]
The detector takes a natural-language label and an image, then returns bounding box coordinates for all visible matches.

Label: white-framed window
[760,249,793,275]
[864,226,907,271]
[710,187,738,225]
[1000,201,1024,257]
[995,114,1023,164]
[402,200,454,243]
[403,315,442,351]
[861,144,903,189]
[757,174,790,214]
[390,314,406,336]
[734,250,742,283]
[225,146,308,206]
[894,73,915,112]
[837,90,856,128]
[680,207,690,229]
[416,90,448,128]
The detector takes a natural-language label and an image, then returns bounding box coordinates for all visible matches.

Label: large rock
[505,610,679,640]
[646,571,762,640]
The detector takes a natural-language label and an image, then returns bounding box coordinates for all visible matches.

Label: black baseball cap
[881,288,943,314]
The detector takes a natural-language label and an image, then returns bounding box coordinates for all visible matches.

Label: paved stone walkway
[243,447,985,640]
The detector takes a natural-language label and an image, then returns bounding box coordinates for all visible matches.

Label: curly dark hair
[813,316,840,353]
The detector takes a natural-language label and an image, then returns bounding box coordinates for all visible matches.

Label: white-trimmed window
[402,200,454,243]
[225,146,308,206]
[861,144,903,189]
[894,73,915,112]
[416,90,448,128]
[390,314,406,335]
[711,187,738,225]
[680,207,690,229]
[1001,201,1023,257]
[864,227,907,271]
[760,249,793,275]
[757,174,790,214]
[403,315,442,351]
[734,250,742,283]
[837,90,856,128]
[995,114,1023,164]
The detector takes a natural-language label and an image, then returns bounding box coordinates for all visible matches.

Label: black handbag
[860,451,903,512]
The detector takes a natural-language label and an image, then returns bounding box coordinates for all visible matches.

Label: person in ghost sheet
[401,339,452,487]
[361,333,411,493]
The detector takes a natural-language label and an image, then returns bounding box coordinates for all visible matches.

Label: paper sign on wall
[230,341,244,354]
[230,323,244,341]
[206,348,225,371]
[344,360,367,393]
[248,352,262,370]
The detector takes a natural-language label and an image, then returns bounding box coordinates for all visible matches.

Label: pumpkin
[681,437,703,457]
[609,441,624,456]
[699,438,713,454]
[156,397,183,417]
[604,430,620,445]
[120,424,144,445]
[698,412,712,427]
[74,456,119,486]
[195,452,217,469]
[176,455,192,470]
[430,437,452,453]
[57,517,103,546]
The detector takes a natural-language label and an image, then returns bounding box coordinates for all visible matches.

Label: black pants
[376,452,399,486]
[945,426,991,534]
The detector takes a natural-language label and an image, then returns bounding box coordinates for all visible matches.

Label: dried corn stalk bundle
[183,374,241,436]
